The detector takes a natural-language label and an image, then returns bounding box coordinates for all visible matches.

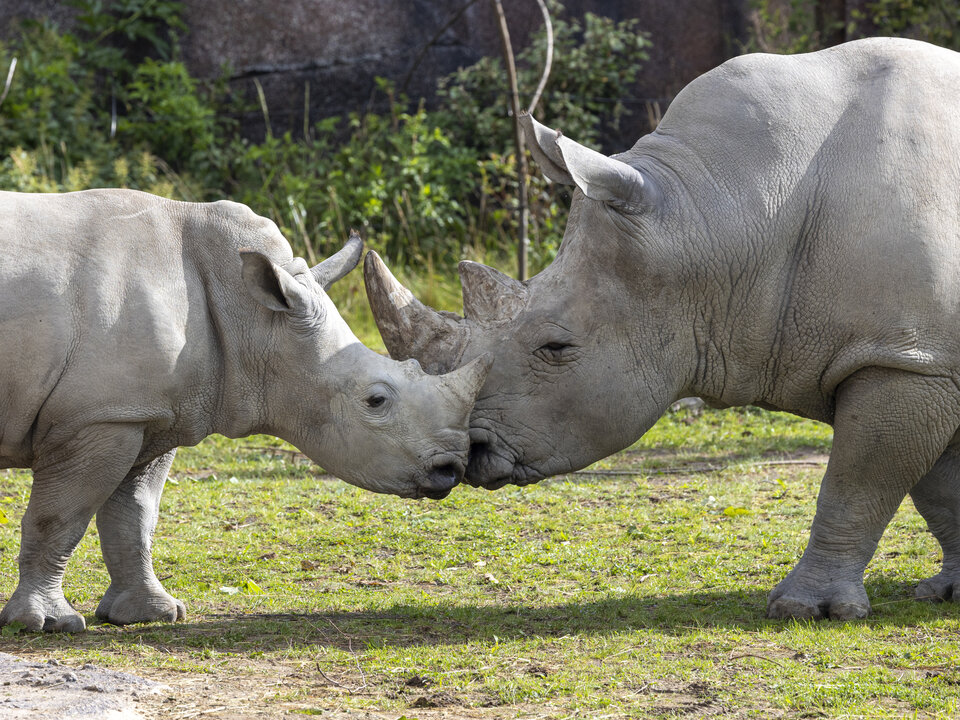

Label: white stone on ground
[0,652,168,719]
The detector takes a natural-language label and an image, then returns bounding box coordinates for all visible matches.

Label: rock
[0,652,168,719]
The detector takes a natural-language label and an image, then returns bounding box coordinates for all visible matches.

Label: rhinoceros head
[240,231,491,499]
[365,116,695,488]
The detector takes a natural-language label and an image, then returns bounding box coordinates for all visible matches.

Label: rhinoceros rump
[0,189,490,632]
[365,38,960,620]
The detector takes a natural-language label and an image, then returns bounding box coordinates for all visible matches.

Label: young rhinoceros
[365,38,960,621]
[0,189,490,633]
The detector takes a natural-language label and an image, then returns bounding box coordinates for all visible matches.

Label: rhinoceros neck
[639,105,846,422]
[172,203,304,443]
[634,134,793,414]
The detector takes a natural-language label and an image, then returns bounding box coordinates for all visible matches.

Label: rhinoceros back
[0,189,288,467]
[631,38,960,413]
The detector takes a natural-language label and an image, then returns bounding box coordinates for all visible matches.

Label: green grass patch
[1,408,958,718]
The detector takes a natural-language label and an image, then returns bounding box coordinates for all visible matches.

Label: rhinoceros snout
[417,462,461,500]
[465,431,517,489]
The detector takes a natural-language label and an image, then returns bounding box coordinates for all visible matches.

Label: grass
[1,406,959,719]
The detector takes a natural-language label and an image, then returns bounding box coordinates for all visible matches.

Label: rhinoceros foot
[915,571,960,603]
[95,584,185,626]
[0,589,86,633]
[766,576,870,621]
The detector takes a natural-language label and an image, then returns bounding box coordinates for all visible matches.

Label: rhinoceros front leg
[767,368,960,620]
[0,424,146,632]
[95,448,185,626]
[909,444,960,602]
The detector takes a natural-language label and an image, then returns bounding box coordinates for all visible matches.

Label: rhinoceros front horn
[363,251,467,374]
[440,352,493,406]
[311,230,364,291]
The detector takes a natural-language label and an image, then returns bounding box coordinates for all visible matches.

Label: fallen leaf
[357,578,388,587]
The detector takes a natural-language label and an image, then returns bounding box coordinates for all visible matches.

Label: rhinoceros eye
[535,342,575,365]
[365,394,387,409]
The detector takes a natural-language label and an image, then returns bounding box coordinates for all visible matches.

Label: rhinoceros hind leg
[0,424,146,632]
[767,368,960,620]
[909,444,960,602]
[95,449,186,626]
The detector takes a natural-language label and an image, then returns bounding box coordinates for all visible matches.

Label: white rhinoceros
[0,188,490,633]
[364,37,960,620]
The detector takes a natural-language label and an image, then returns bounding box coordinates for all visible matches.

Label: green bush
[0,0,650,274]
[437,9,651,153]
[854,0,960,51]
[747,0,960,54]
[0,0,229,195]
[224,94,479,266]
[122,58,218,170]
[434,6,651,269]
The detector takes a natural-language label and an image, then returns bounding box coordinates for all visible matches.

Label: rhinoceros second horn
[458,261,527,324]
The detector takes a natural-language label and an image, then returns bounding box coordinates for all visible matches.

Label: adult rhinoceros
[0,189,490,632]
[364,38,960,620]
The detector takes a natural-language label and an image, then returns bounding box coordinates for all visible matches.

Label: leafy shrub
[434,6,651,269]
[224,94,478,266]
[747,0,960,54]
[854,0,960,51]
[122,58,218,170]
[0,0,650,274]
[437,8,651,153]
[0,0,226,195]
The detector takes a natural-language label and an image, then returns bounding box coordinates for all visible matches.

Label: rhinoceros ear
[458,261,528,324]
[310,229,363,291]
[518,113,575,186]
[240,250,313,314]
[363,251,468,374]
[555,135,656,214]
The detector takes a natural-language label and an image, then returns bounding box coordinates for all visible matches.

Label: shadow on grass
[8,580,958,656]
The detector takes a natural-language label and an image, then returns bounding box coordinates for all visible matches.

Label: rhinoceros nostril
[419,463,461,500]
[466,441,489,478]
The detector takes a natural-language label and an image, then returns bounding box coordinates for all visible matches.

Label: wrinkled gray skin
[365,38,960,620]
[0,189,490,633]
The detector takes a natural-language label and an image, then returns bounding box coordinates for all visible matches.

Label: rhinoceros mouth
[465,426,542,489]
[414,454,466,500]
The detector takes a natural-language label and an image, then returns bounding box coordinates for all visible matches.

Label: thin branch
[527,0,553,115]
[309,618,368,694]
[729,653,786,668]
[0,57,17,109]
[252,77,272,139]
[490,0,530,280]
